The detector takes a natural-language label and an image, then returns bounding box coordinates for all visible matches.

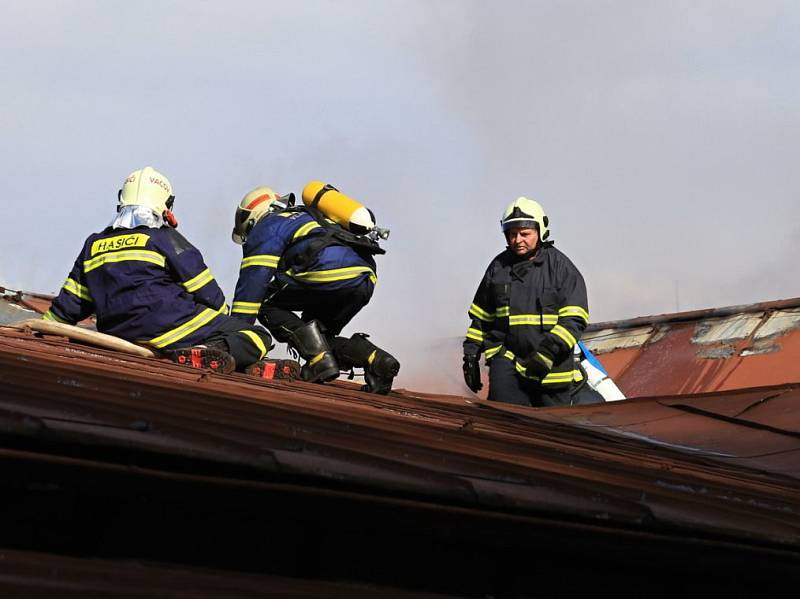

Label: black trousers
[202,316,272,372]
[258,277,374,342]
[487,356,604,408]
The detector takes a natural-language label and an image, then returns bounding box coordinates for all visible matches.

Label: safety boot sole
[245,359,301,380]
[162,346,236,374]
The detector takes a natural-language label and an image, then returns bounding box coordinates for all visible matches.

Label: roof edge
[587,297,800,332]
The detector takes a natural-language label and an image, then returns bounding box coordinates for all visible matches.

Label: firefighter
[44,167,298,378]
[230,186,400,394]
[462,197,603,407]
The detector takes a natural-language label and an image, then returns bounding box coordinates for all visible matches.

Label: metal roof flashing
[584,297,800,397]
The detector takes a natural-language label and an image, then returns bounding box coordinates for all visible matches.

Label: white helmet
[500,197,549,240]
[232,186,294,244]
[118,166,174,216]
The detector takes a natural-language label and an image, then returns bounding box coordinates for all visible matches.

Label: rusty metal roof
[1,321,800,595]
[0,286,54,324]
[583,297,800,398]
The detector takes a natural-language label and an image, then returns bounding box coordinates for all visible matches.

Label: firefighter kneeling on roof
[462,197,604,407]
[230,182,400,394]
[45,166,299,378]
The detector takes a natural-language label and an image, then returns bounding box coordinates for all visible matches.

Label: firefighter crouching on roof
[45,166,298,377]
[462,197,604,407]
[229,185,400,394]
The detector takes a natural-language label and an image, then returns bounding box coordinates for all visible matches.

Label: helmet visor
[501,218,539,232]
[232,207,252,244]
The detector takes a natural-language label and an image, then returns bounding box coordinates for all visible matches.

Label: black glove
[462,354,483,393]
[523,350,553,380]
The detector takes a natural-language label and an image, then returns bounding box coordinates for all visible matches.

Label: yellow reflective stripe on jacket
[84,250,166,273]
[43,309,69,324]
[241,254,280,269]
[292,221,322,241]
[231,301,261,315]
[536,351,554,369]
[469,303,494,322]
[502,348,583,384]
[484,345,503,359]
[495,306,510,318]
[541,370,584,384]
[239,330,267,359]
[558,306,589,322]
[290,266,377,284]
[147,305,226,349]
[550,324,577,349]
[63,277,92,302]
[509,314,559,326]
[181,268,214,293]
[466,327,485,342]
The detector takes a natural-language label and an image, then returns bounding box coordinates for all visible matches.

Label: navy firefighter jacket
[46,226,227,350]
[463,244,589,388]
[231,209,377,323]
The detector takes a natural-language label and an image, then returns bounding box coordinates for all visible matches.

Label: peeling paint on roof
[581,325,657,354]
[585,297,800,397]
[691,312,765,344]
[755,308,800,340]
[2,297,800,594]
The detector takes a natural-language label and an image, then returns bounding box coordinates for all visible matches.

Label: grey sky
[2,1,798,391]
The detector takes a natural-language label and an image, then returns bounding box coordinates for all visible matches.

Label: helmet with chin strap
[500,196,549,240]
[232,186,295,244]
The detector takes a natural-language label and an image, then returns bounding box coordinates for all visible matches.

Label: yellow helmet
[118,166,174,215]
[500,197,549,240]
[232,186,294,244]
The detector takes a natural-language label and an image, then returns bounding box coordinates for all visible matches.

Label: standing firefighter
[462,197,603,407]
[45,166,297,377]
[230,183,400,394]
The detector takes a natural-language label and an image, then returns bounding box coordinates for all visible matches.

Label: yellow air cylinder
[302,181,376,235]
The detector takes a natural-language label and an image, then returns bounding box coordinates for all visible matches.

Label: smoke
[2,2,799,393]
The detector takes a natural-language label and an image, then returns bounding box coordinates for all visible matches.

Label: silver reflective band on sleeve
[232,301,262,315]
[241,255,280,269]
[469,303,494,322]
[550,324,577,349]
[466,327,485,342]
[484,345,503,359]
[63,278,92,302]
[43,309,69,324]
[558,306,589,322]
[182,268,215,293]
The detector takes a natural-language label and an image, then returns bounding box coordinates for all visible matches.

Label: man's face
[505,226,539,257]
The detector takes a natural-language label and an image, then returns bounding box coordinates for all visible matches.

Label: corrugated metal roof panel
[755,308,800,340]
[582,325,657,353]
[584,297,800,397]
[691,312,764,344]
[2,322,800,594]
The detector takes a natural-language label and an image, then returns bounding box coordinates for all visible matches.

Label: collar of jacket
[505,244,548,265]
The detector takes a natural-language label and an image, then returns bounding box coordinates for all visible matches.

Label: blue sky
[2,1,798,391]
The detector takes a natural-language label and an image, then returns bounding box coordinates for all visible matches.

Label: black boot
[161,344,236,374]
[289,320,340,383]
[333,333,400,395]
